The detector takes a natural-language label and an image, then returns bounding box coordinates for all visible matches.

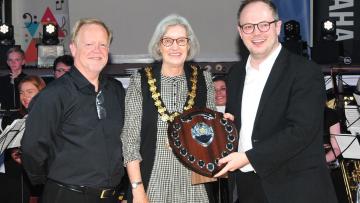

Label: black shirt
[0,72,27,110]
[21,67,125,188]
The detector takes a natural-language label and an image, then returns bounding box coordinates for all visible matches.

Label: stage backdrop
[11,0,70,65]
[9,0,359,65]
[68,0,241,63]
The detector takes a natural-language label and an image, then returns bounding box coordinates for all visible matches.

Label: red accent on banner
[41,7,57,24]
[58,28,65,37]
[25,39,38,63]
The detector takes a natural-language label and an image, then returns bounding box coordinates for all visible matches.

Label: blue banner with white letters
[272,0,310,44]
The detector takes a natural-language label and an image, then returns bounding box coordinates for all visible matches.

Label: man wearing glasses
[214,0,337,202]
[21,18,125,203]
[53,55,73,79]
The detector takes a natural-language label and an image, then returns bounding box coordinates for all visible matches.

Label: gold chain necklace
[145,65,198,122]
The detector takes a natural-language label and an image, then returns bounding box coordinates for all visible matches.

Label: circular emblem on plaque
[168,107,238,177]
[191,122,214,147]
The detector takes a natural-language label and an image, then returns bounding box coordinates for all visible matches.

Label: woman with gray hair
[121,14,216,202]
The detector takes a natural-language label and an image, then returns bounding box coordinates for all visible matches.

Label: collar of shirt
[68,67,108,94]
[245,44,282,74]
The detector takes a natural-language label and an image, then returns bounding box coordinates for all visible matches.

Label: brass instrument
[340,159,360,203]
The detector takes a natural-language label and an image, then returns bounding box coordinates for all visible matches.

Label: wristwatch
[131,181,143,189]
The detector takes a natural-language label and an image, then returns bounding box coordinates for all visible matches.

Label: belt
[48,179,116,199]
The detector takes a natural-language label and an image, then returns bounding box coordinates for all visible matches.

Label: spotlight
[311,19,339,64]
[0,23,15,45]
[284,20,301,41]
[282,20,306,56]
[42,23,59,45]
[321,19,337,41]
[38,23,63,67]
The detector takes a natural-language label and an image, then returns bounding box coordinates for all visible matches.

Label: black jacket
[226,48,337,203]
[0,72,27,110]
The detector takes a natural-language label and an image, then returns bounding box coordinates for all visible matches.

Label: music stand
[334,133,360,159]
[344,105,360,135]
[0,118,25,154]
[339,104,360,159]
[353,93,360,107]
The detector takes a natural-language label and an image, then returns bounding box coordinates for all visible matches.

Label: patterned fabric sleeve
[204,71,216,111]
[120,72,143,166]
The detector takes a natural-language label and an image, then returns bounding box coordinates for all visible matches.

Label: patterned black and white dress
[121,70,216,203]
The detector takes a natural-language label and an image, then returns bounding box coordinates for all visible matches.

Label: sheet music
[0,118,26,154]
[7,120,25,148]
[334,134,360,159]
[353,93,360,106]
[344,105,360,134]
[0,153,5,173]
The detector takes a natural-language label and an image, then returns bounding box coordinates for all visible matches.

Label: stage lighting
[311,19,339,64]
[42,23,59,45]
[284,20,301,41]
[321,19,337,41]
[282,20,306,56]
[0,23,15,46]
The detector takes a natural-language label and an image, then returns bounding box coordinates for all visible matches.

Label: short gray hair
[148,14,200,61]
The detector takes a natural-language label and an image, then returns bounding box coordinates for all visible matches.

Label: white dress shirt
[216,105,226,113]
[239,44,282,172]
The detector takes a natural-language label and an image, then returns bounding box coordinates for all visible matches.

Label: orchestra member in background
[0,47,27,110]
[0,75,46,203]
[53,54,73,79]
[324,106,348,203]
[212,74,230,203]
[213,75,227,113]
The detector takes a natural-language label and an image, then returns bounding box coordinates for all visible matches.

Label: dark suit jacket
[226,48,337,203]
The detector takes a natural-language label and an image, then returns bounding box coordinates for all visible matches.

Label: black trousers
[235,170,269,203]
[40,180,118,203]
[209,178,229,203]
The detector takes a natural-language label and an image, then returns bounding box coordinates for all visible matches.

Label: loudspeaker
[311,41,339,64]
[282,40,307,56]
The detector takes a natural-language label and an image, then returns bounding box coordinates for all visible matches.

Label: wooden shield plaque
[168,107,238,177]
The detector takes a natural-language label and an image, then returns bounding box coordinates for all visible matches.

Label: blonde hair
[71,18,112,45]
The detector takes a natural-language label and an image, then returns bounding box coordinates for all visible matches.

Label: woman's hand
[223,113,234,121]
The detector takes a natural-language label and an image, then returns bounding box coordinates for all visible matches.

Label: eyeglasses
[160,37,189,47]
[239,20,278,34]
[96,90,107,119]
[55,68,69,73]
